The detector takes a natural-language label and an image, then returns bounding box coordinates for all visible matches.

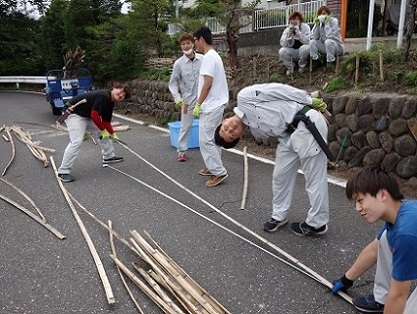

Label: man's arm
[383,279,411,314]
[169,62,182,102]
[344,238,379,281]
[197,75,213,106]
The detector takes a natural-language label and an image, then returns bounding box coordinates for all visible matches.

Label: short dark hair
[112,82,132,99]
[193,26,213,45]
[345,165,404,201]
[289,11,304,23]
[214,124,240,149]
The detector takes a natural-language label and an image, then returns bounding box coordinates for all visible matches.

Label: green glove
[311,98,327,113]
[175,98,184,107]
[193,102,201,118]
[314,17,320,25]
[325,15,331,24]
[111,132,119,140]
[101,129,111,139]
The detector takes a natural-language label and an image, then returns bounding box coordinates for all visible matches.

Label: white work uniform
[279,23,311,70]
[169,53,203,152]
[310,17,344,63]
[235,83,329,228]
[198,48,229,176]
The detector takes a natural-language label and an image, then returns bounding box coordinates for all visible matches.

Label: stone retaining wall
[123,79,417,180]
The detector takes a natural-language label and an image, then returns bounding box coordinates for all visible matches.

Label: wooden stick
[2,128,16,176]
[0,193,65,239]
[335,55,340,75]
[355,54,360,84]
[240,146,248,210]
[309,57,312,84]
[379,49,384,81]
[50,156,115,305]
[113,146,353,305]
[108,221,145,314]
[0,178,46,222]
[110,254,178,314]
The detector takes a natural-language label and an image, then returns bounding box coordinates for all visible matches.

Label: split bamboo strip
[112,146,353,304]
[0,125,5,133]
[2,134,9,142]
[136,267,185,314]
[51,124,68,132]
[111,121,121,127]
[11,127,56,153]
[113,125,131,132]
[2,128,15,176]
[50,156,115,305]
[110,254,178,314]
[131,231,217,314]
[0,193,65,239]
[240,146,248,210]
[108,221,145,314]
[143,231,228,314]
[68,193,136,253]
[129,237,203,313]
[0,178,46,222]
[143,267,196,314]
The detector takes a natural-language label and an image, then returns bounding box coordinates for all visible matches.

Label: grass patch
[324,76,346,92]
[404,71,417,85]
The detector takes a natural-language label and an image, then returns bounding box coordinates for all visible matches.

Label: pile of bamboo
[1,125,55,175]
[145,58,175,71]
[112,230,230,314]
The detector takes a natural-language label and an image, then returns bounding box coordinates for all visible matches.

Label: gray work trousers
[199,105,227,176]
[310,39,343,63]
[271,110,329,228]
[178,104,195,153]
[279,45,310,70]
[374,230,417,314]
[58,114,115,174]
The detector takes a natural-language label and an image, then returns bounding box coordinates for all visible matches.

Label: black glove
[332,274,353,294]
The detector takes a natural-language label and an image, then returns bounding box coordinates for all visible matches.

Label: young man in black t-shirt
[57,83,131,182]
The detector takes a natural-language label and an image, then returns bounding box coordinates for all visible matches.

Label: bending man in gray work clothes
[214,83,330,236]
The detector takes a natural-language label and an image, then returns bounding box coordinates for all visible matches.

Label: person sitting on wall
[310,6,344,68]
[279,11,311,76]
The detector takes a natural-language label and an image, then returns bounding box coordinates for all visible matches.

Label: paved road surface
[0,91,382,314]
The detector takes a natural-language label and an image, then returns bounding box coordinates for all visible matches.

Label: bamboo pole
[0,193,65,239]
[108,221,145,314]
[110,254,178,314]
[240,146,248,210]
[50,156,115,305]
[0,178,46,222]
[355,54,360,84]
[110,146,353,305]
[379,49,384,81]
[2,128,16,176]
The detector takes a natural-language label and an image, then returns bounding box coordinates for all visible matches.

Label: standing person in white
[169,33,203,162]
[192,26,229,187]
[279,11,311,76]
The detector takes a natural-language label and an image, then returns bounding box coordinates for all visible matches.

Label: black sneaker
[103,156,124,164]
[353,294,384,313]
[263,218,288,233]
[58,173,75,183]
[290,222,328,236]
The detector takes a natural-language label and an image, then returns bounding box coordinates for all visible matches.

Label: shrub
[404,71,417,85]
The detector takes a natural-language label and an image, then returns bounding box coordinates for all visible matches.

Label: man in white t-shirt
[192,26,229,187]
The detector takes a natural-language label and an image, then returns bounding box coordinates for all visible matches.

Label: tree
[403,0,417,61]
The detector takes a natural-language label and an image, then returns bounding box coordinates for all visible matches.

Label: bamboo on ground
[0,193,65,239]
[2,128,16,176]
[108,221,145,314]
[50,156,115,305]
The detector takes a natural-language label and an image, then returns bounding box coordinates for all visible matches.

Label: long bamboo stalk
[2,128,16,176]
[0,178,46,222]
[108,221,145,314]
[240,146,248,210]
[50,156,115,305]
[111,145,353,305]
[0,193,65,239]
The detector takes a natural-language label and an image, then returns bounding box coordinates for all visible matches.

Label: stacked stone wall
[123,79,417,180]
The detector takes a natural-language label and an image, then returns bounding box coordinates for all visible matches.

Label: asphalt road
[0,91,383,314]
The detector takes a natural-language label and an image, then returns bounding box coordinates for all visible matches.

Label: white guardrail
[0,76,46,88]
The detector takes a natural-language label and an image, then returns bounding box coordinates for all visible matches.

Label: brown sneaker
[205,174,228,187]
[198,168,212,176]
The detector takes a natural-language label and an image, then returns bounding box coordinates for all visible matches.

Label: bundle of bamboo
[111,230,231,314]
